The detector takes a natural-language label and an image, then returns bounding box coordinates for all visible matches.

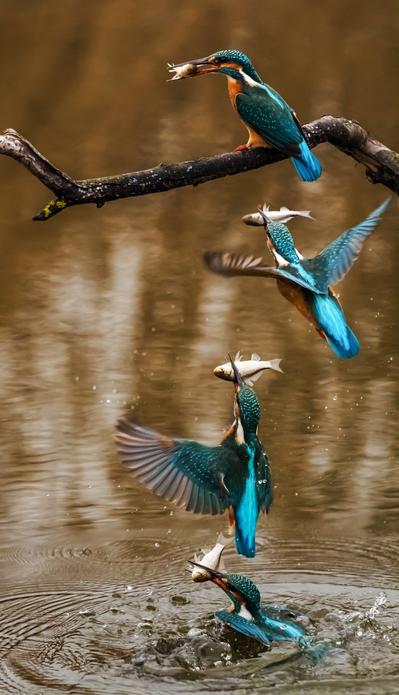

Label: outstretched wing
[236,91,302,157]
[216,610,271,647]
[303,197,392,291]
[115,419,232,514]
[256,446,272,514]
[203,251,324,294]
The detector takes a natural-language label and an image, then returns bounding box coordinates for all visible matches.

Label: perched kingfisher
[189,560,309,649]
[169,49,322,182]
[114,358,272,557]
[204,198,392,359]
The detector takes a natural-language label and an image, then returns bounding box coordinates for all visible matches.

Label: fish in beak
[188,560,228,589]
[167,55,221,80]
[189,561,247,608]
[257,206,273,229]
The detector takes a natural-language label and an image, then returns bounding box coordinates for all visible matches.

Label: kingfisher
[168,49,322,182]
[204,198,392,359]
[189,561,309,649]
[114,358,272,557]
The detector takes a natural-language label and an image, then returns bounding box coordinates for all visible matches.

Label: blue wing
[203,252,325,294]
[215,610,271,647]
[115,419,233,514]
[235,91,303,157]
[303,197,392,291]
[256,446,272,513]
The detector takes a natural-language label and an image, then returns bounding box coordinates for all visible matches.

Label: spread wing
[115,418,233,514]
[203,251,325,294]
[216,610,271,647]
[235,91,302,157]
[256,447,272,514]
[302,197,392,291]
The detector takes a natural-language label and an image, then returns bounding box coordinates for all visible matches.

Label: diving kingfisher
[168,49,322,182]
[189,560,309,649]
[204,198,392,359]
[114,358,272,558]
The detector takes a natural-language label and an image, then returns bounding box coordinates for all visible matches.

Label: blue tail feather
[311,294,360,359]
[234,448,258,557]
[291,140,322,182]
[235,525,256,558]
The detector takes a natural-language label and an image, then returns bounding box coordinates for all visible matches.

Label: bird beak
[257,206,272,230]
[228,353,244,391]
[172,55,221,75]
[188,560,228,588]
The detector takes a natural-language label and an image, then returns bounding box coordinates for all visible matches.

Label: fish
[214,351,283,387]
[190,533,231,582]
[242,203,314,227]
[167,62,199,81]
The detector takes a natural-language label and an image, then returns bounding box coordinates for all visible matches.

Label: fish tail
[269,358,283,373]
[301,210,315,220]
[291,141,322,182]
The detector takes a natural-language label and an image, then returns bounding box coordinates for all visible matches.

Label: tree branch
[0,117,397,221]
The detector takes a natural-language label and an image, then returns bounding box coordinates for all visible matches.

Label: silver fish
[242,203,314,226]
[190,533,231,582]
[214,351,283,387]
[167,62,199,81]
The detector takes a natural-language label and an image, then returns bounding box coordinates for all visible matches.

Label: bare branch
[0,117,398,221]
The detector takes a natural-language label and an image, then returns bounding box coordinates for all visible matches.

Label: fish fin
[247,373,262,384]
[251,352,261,361]
[245,378,254,387]
[280,206,289,212]
[234,350,242,362]
[216,531,233,546]
[262,203,270,213]
[269,358,283,373]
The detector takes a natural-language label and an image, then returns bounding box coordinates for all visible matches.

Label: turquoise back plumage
[236,385,261,442]
[213,572,309,647]
[224,573,261,610]
[267,222,299,264]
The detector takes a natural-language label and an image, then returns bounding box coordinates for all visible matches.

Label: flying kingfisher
[204,198,392,359]
[189,560,309,649]
[114,358,272,557]
[168,49,322,182]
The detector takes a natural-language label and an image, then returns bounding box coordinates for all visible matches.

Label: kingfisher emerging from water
[115,358,272,557]
[204,198,392,359]
[189,560,309,649]
[168,49,322,182]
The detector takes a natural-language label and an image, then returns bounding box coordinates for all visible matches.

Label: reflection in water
[0,0,398,693]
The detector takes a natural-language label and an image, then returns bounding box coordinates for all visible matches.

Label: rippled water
[0,1,398,693]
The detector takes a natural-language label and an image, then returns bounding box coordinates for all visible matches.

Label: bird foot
[233,144,249,152]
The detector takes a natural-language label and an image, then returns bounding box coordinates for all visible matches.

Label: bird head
[189,561,261,613]
[257,206,299,266]
[170,50,261,82]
